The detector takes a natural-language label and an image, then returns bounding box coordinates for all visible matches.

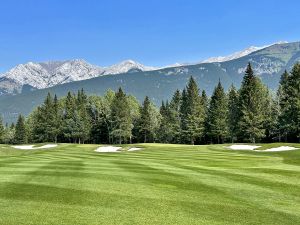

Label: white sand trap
[255,146,299,152]
[128,147,143,152]
[13,144,58,150]
[95,146,122,153]
[228,145,261,150]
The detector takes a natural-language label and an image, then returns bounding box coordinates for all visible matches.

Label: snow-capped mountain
[201,46,264,63]
[102,60,157,75]
[201,41,288,63]
[0,59,157,95]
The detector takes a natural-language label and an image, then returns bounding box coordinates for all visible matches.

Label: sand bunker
[228,145,299,152]
[95,146,122,153]
[13,144,58,150]
[228,145,261,150]
[255,146,299,152]
[128,147,143,151]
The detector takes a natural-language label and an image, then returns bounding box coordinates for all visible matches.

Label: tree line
[0,63,299,145]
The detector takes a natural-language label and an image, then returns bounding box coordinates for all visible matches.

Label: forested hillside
[1,63,299,144]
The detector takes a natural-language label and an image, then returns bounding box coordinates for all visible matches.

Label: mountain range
[0,59,156,95]
[0,41,300,123]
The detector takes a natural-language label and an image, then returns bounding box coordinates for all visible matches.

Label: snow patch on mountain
[238,57,285,75]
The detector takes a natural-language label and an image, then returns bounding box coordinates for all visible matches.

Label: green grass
[0,143,300,225]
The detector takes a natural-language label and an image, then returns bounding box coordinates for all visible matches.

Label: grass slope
[0,143,300,225]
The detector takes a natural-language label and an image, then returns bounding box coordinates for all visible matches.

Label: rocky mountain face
[0,59,156,95]
[0,41,300,123]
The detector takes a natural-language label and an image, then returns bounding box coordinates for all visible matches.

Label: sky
[0,0,299,72]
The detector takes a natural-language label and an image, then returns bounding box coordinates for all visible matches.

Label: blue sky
[0,0,299,72]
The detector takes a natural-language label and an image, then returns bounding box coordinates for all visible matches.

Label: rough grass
[0,143,300,225]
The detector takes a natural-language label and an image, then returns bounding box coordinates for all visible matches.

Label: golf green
[0,143,300,225]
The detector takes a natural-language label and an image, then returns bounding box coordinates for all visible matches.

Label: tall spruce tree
[169,90,182,143]
[207,81,228,143]
[63,92,77,142]
[238,63,268,143]
[139,96,160,143]
[76,89,91,144]
[159,90,182,143]
[52,95,62,143]
[183,77,205,144]
[139,96,152,143]
[42,93,56,141]
[30,93,55,142]
[14,115,27,144]
[228,85,239,143]
[277,70,290,142]
[159,101,172,143]
[262,89,276,142]
[179,88,189,143]
[201,90,209,114]
[279,64,300,142]
[110,88,132,144]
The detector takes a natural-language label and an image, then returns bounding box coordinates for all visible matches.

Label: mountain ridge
[0,41,287,96]
[0,59,157,95]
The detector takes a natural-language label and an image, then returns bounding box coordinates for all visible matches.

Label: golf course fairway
[0,143,300,225]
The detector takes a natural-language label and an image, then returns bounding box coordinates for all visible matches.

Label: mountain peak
[103,59,157,75]
[201,46,264,63]
[201,41,289,64]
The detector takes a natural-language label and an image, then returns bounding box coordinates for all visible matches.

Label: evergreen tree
[110,88,132,144]
[76,89,91,144]
[14,115,27,144]
[169,90,182,143]
[278,64,300,142]
[63,92,77,142]
[237,63,268,143]
[266,97,280,142]
[52,94,62,143]
[159,90,182,143]
[207,81,228,143]
[179,88,188,143]
[201,90,209,113]
[159,101,173,143]
[183,77,205,144]
[170,90,182,112]
[227,85,239,143]
[139,96,161,143]
[42,93,55,141]
[139,96,152,143]
[30,93,63,143]
[262,88,276,142]
[103,89,115,144]
[277,70,290,141]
